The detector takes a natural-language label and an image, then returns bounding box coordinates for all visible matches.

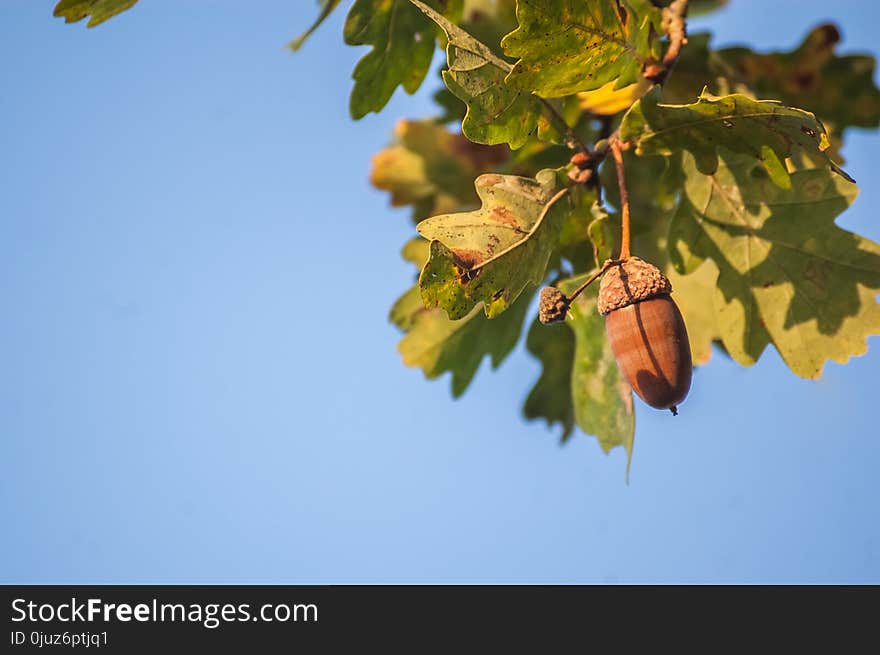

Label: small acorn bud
[539,286,570,324]
[598,257,692,413]
[570,151,591,168]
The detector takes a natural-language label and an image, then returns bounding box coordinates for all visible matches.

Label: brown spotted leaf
[391,233,533,396]
[417,169,570,319]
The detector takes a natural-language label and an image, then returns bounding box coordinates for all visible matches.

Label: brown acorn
[598,257,692,414]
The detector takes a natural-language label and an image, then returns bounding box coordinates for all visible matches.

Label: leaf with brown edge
[417,169,570,319]
[391,230,532,397]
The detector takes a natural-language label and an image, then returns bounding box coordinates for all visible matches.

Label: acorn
[597,257,692,414]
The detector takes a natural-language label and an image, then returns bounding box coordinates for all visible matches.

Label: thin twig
[610,138,631,260]
[567,259,617,303]
[644,0,689,84]
[661,0,689,69]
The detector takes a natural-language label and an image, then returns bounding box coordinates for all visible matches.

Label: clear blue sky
[2,1,878,584]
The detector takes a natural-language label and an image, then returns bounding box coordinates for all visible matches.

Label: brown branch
[609,138,631,260]
[661,0,689,69]
[644,0,689,84]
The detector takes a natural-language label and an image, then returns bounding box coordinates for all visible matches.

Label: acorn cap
[538,286,570,324]
[597,257,672,315]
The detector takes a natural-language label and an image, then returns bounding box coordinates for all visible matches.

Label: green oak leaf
[669,151,880,378]
[410,0,543,149]
[344,0,461,119]
[621,87,853,189]
[665,262,721,366]
[433,82,468,124]
[401,236,431,269]
[664,26,880,140]
[390,285,428,333]
[393,286,534,397]
[558,276,635,476]
[505,136,581,178]
[390,237,431,333]
[370,119,509,221]
[716,24,880,136]
[459,0,519,56]
[289,0,342,51]
[429,0,519,123]
[417,169,569,319]
[588,208,617,268]
[501,0,662,97]
[523,318,576,441]
[53,0,137,27]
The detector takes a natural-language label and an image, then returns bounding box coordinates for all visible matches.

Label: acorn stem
[610,138,631,261]
[568,258,617,304]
